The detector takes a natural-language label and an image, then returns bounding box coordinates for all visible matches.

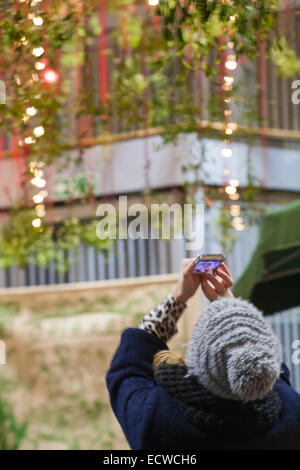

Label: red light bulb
[42,68,59,84]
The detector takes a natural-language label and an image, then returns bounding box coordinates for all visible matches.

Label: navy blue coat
[106,328,300,450]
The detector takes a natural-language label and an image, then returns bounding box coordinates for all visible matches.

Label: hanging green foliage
[0,0,298,266]
[271,36,300,79]
[0,0,99,164]
[154,0,300,77]
[0,210,112,270]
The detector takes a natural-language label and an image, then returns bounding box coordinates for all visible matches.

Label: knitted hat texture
[185,297,282,401]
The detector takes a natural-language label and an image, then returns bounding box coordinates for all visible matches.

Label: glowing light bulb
[35,61,46,70]
[229,192,240,201]
[33,126,45,137]
[35,204,46,217]
[225,55,237,71]
[224,76,234,85]
[230,205,240,216]
[225,185,237,195]
[31,177,46,188]
[20,36,28,45]
[33,190,47,204]
[225,128,233,135]
[234,223,245,231]
[222,83,232,92]
[26,106,37,116]
[32,47,44,57]
[42,69,59,84]
[229,179,239,187]
[32,218,42,228]
[224,109,232,116]
[229,14,237,22]
[33,16,43,26]
[222,147,232,158]
[24,136,36,145]
[232,216,243,225]
[148,0,159,5]
[33,193,43,204]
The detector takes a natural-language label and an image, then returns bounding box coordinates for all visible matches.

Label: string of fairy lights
[221,13,244,232]
[18,0,244,231]
[17,0,58,229]
[147,0,244,232]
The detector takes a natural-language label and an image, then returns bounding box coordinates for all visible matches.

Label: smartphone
[193,254,225,273]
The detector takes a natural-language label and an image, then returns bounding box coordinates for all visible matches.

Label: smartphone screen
[193,259,222,273]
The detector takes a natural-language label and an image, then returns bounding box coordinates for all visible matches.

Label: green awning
[233,199,300,314]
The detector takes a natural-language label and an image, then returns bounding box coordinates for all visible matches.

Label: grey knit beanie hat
[185,297,282,402]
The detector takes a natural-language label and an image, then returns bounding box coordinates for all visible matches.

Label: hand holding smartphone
[194,255,234,302]
[193,254,226,273]
[172,256,233,304]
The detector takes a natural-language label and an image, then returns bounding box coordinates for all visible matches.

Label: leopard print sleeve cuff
[138,294,187,342]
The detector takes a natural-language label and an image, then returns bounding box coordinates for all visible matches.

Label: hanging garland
[219,13,244,232]
[152,0,299,76]
[149,0,300,241]
[0,0,99,164]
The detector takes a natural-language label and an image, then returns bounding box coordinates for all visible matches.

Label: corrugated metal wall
[0,237,185,288]
[269,308,300,392]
